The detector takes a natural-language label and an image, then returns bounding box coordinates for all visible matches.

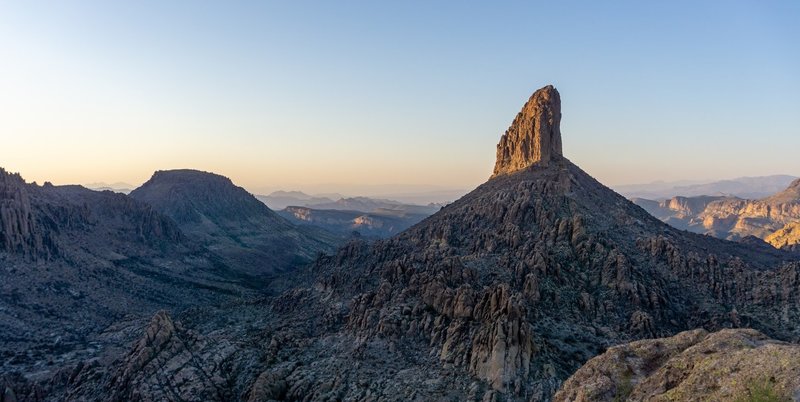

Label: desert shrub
[613,370,633,402]
[734,378,790,402]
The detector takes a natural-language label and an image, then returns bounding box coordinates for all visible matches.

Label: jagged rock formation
[0,168,58,259]
[633,178,800,245]
[0,169,253,394]
[554,328,800,401]
[130,169,341,275]
[9,85,800,402]
[492,85,562,176]
[96,311,235,401]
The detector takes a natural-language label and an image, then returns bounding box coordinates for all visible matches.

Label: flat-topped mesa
[491,85,563,177]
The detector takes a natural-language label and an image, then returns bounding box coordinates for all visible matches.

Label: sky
[1,1,798,196]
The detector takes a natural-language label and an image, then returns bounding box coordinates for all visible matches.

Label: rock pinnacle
[492,85,562,177]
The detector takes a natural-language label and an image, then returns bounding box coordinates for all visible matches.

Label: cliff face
[0,169,57,259]
[633,180,800,247]
[766,221,800,250]
[492,85,562,176]
[0,168,184,260]
[699,193,800,239]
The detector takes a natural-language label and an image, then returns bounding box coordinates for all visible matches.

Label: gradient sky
[1,1,798,196]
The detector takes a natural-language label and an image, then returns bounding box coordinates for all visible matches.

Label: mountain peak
[147,169,234,186]
[492,84,562,177]
[764,177,800,204]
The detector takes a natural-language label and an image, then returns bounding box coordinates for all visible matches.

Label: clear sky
[1,1,798,195]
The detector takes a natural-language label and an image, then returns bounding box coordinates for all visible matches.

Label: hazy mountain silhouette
[616,175,798,200]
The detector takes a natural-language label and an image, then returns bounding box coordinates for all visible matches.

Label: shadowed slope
[130,169,340,276]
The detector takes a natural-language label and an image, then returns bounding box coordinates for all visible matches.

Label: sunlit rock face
[633,177,800,245]
[554,328,800,402]
[492,85,562,177]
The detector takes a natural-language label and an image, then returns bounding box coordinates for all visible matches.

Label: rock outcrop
[0,168,57,259]
[492,85,562,177]
[101,311,235,402]
[554,328,800,402]
[766,221,800,250]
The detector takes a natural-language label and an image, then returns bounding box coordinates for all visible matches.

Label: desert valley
[3,85,800,401]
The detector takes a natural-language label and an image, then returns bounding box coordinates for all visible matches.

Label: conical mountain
[64,86,800,402]
[130,169,340,275]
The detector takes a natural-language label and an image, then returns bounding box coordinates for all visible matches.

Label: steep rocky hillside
[0,168,250,388]
[53,85,800,402]
[130,169,341,275]
[554,328,800,401]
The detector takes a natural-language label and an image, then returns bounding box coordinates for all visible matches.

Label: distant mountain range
[278,206,436,239]
[258,191,443,238]
[632,178,800,249]
[85,181,135,194]
[614,175,798,200]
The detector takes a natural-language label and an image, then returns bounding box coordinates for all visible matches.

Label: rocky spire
[491,85,562,177]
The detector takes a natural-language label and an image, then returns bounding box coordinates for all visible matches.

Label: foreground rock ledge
[554,328,800,402]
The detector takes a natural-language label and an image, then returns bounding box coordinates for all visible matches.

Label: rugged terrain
[130,170,341,275]
[633,179,800,249]
[554,328,800,401]
[0,168,252,390]
[7,86,800,401]
[1,168,347,400]
[22,85,796,402]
